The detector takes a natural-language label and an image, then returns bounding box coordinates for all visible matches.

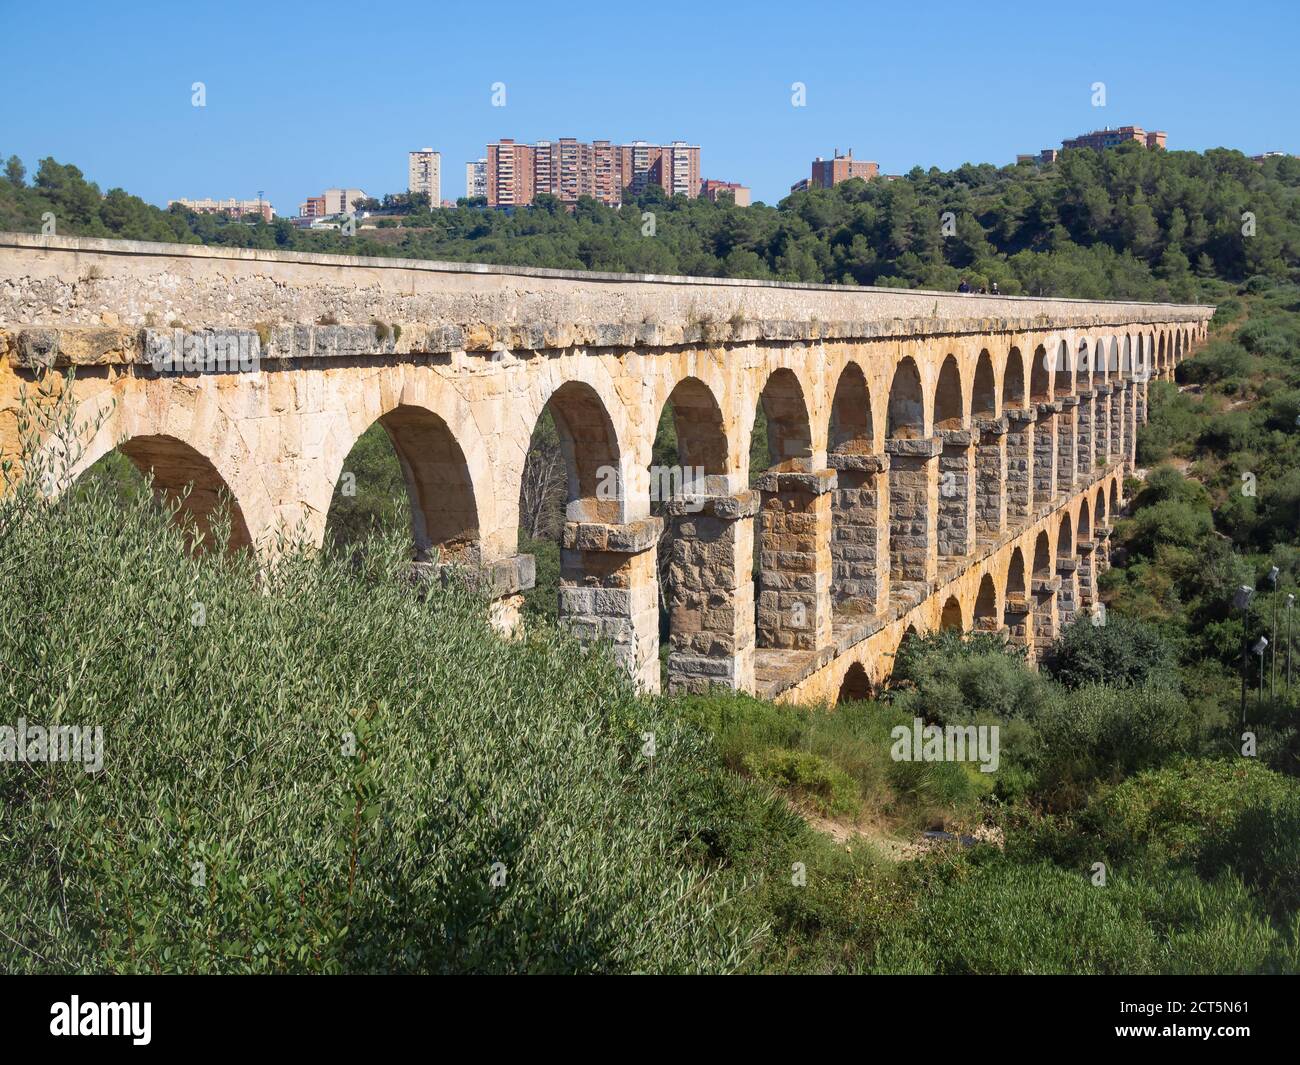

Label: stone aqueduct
[0,234,1213,703]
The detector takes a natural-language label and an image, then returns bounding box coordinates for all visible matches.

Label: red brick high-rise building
[486,139,536,208]
[809,149,879,189]
[486,139,700,207]
[618,141,700,200]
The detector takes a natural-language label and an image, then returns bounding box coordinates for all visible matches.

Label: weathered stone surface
[562,516,663,554]
[827,452,889,474]
[884,437,943,458]
[753,469,837,495]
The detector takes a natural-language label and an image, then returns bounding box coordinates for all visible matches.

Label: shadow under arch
[1053,339,1073,398]
[658,375,730,482]
[1003,347,1026,409]
[538,380,624,523]
[1030,344,1051,403]
[1056,510,1076,630]
[940,594,963,631]
[828,361,875,457]
[972,350,997,418]
[933,355,964,430]
[838,660,872,704]
[973,573,999,632]
[1006,547,1026,597]
[347,404,480,563]
[752,367,813,476]
[83,434,254,554]
[886,357,925,440]
[1030,529,1053,659]
[1003,547,1028,649]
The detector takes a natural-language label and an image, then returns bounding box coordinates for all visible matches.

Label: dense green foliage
[673,625,1300,974]
[1043,612,1181,690]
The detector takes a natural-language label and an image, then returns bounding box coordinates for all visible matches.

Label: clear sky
[2,0,1295,211]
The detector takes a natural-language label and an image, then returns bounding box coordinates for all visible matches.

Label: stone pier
[665,492,758,693]
[829,454,890,615]
[560,517,662,691]
[755,470,836,650]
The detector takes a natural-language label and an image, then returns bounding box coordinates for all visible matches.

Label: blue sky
[2,0,1295,211]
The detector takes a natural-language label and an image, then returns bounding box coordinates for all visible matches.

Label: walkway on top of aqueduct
[0,233,1213,703]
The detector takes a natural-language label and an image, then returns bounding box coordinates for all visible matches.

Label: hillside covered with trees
[2,144,1297,300]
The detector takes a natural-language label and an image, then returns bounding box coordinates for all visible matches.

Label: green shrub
[1182,339,1250,385]
[871,858,1291,975]
[1197,793,1300,923]
[887,628,1045,723]
[870,859,1158,974]
[1019,685,1200,804]
[753,835,906,974]
[0,478,765,973]
[1115,498,1216,559]
[1210,297,1243,326]
[1081,758,1297,867]
[1043,613,1180,690]
[742,749,859,818]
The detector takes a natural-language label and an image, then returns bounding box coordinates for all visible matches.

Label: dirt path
[798,805,1004,861]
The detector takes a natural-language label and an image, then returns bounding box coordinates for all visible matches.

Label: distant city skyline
[2,0,1295,213]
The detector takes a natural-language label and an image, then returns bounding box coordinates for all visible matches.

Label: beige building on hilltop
[169,197,274,222]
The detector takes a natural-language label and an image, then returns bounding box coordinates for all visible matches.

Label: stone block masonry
[885,438,941,586]
[755,470,835,651]
[974,417,1008,539]
[1033,405,1059,504]
[937,429,975,559]
[1005,409,1036,522]
[665,492,758,693]
[828,453,889,615]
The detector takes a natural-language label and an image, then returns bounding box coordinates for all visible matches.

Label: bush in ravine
[1043,613,1180,691]
[1197,792,1300,924]
[1076,758,1298,868]
[0,396,765,972]
[1016,685,1201,807]
[887,628,1046,723]
[870,857,1293,975]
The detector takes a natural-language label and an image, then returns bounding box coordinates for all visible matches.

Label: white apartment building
[465,158,487,199]
[408,148,441,203]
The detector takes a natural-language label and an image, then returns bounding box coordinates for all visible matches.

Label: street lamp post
[1235,585,1256,726]
[1288,594,1295,693]
[1268,566,1280,700]
[1254,637,1270,708]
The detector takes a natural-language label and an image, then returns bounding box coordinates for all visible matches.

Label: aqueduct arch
[973,573,999,632]
[105,434,253,553]
[63,385,268,554]
[1,232,1210,699]
[361,404,479,563]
